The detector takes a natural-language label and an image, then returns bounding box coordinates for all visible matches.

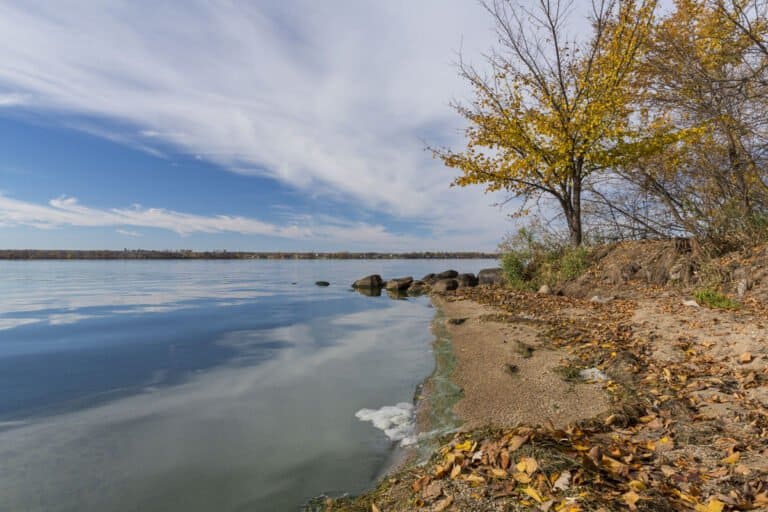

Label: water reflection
[0,259,495,512]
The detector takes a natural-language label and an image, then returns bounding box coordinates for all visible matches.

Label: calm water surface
[0,259,494,512]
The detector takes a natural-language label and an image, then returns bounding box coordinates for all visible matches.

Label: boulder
[478,268,504,286]
[421,273,438,284]
[437,270,459,279]
[352,274,383,289]
[432,278,458,293]
[407,280,430,296]
[315,281,330,287]
[456,273,478,288]
[386,276,414,291]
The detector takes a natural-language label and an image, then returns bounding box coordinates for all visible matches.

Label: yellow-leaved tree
[435,0,663,246]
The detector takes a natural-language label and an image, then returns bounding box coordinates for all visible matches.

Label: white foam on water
[355,402,416,446]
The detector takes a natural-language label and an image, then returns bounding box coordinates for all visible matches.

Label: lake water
[0,259,494,512]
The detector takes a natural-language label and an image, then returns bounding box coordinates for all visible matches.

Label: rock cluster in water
[350,267,503,297]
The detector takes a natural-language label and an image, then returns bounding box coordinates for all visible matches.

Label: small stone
[538,284,551,295]
[682,299,700,308]
[315,281,330,287]
[739,352,753,364]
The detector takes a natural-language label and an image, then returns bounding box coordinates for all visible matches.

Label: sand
[434,297,609,430]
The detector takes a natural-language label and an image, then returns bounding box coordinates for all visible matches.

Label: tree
[601,0,768,251]
[435,0,660,246]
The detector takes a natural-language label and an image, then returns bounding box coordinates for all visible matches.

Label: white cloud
[0,0,528,248]
[116,229,142,237]
[0,193,455,249]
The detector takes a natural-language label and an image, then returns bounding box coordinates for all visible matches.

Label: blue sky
[0,1,557,251]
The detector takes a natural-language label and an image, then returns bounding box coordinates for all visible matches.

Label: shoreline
[328,280,768,510]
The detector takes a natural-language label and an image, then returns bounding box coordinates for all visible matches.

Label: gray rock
[315,281,330,287]
[478,268,504,286]
[590,295,614,304]
[385,276,414,291]
[432,279,458,293]
[437,270,459,279]
[538,284,551,295]
[407,280,429,296]
[456,273,478,288]
[352,274,383,289]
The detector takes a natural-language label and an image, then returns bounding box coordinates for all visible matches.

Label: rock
[448,317,468,325]
[737,279,748,298]
[456,273,478,288]
[437,270,459,279]
[315,281,330,287]
[421,273,438,284]
[478,268,504,286]
[385,276,414,291]
[538,284,551,295]
[407,280,429,296]
[590,295,614,304]
[431,279,458,293]
[579,367,608,381]
[355,287,382,297]
[352,274,383,289]
[682,299,700,308]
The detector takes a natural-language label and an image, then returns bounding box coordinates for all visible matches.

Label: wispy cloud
[0,193,451,249]
[116,228,142,237]
[0,0,514,249]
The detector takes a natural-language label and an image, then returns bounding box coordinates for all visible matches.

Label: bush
[501,252,530,289]
[499,227,591,289]
[559,247,590,280]
[693,288,740,309]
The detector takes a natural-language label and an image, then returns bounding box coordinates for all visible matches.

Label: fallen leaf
[450,464,461,479]
[517,457,538,475]
[454,440,472,452]
[623,490,641,510]
[500,449,510,469]
[433,496,453,512]
[695,498,725,512]
[371,503,380,512]
[522,486,543,503]
[490,468,508,479]
[552,470,571,492]
[721,452,740,464]
[513,472,532,484]
[507,435,528,452]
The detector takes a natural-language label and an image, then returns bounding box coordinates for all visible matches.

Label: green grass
[693,288,740,309]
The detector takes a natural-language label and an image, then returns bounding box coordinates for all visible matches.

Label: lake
[0,259,494,512]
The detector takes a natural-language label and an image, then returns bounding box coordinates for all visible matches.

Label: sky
[0,0,586,252]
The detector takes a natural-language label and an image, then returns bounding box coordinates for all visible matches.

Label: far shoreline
[0,250,499,261]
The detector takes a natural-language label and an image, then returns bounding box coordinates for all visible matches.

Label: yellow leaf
[490,468,508,478]
[522,486,543,503]
[629,480,646,492]
[695,498,725,512]
[513,472,532,483]
[623,490,641,510]
[454,440,472,452]
[721,451,740,464]
[517,456,538,475]
[450,464,461,479]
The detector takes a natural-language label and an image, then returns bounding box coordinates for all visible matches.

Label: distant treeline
[0,250,499,260]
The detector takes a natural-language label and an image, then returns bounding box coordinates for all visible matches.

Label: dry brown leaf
[433,495,453,512]
[450,464,461,479]
[500,449,510,469]
[522,486,543,503]
[508,435,528,452]
[739,352,753,363]
[513,472,532,484]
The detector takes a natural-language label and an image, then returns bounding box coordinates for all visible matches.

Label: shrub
[693,288,739,309]
[501,252,529,289]
[558,247,590,280]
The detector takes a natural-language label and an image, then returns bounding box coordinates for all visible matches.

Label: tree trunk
[567,172,583,246]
